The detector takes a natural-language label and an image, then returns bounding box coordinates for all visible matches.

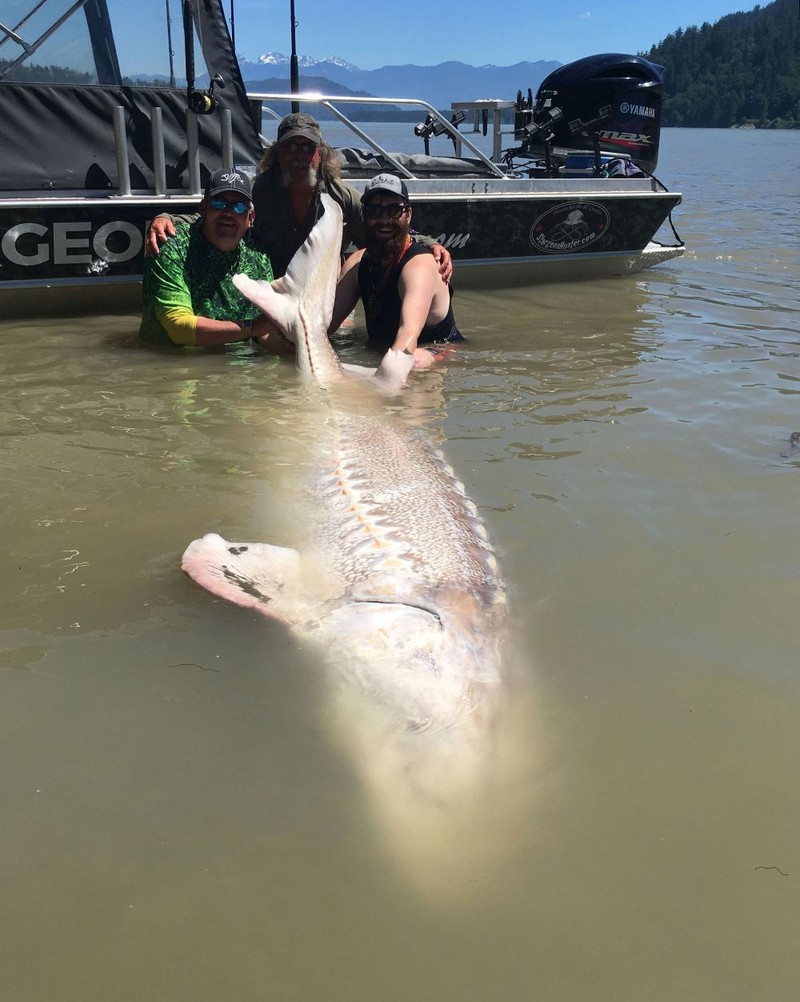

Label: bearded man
[331,174,464,370]
[246,112,365,278]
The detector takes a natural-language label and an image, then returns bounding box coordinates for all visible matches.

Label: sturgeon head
[233,193,414,391]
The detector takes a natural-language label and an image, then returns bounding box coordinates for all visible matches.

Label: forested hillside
[644,0,800,127]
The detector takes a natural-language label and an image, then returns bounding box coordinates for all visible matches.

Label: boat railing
[102,91,507,198]
[247,91,509,180]
[109,104,236,198]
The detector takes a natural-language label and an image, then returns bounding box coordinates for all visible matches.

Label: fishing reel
[188,73,225,115]
[413,110,466,155]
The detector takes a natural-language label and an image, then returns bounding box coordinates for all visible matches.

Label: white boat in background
[0,0,684,318]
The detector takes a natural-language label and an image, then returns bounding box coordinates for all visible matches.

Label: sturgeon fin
[231,274,296,335]
[234,195,344,383]
[181,532,303,624]
[232,197,342,336]
[372,348,416,391]
[340,350,416,393]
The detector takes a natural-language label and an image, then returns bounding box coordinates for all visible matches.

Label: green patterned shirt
[139,220,274,346]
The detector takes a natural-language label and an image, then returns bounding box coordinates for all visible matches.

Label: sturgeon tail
[234,194,345,386]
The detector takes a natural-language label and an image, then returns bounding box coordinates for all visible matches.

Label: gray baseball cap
[276,113,322,144]
[361,173,410,203]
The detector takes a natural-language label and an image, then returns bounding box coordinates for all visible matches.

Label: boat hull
[0,180,682,316]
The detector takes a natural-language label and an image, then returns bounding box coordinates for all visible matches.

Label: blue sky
[118,0,763,73]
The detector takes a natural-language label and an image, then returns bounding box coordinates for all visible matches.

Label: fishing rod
[289,0,299,113]
[182,0,222,113]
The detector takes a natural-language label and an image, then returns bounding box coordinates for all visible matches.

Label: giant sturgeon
[181,197,508,860]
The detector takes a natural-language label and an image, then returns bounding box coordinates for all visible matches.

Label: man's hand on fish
[251,315,295,355]
[410,347,436,370]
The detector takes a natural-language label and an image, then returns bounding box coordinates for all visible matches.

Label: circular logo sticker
[530,202,611,254]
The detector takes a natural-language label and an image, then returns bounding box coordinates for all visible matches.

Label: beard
[279,164,319,189]
[364,220,411,265]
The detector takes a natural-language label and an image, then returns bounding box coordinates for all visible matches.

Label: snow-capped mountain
[249,52,356,72]
[237,53,561,110]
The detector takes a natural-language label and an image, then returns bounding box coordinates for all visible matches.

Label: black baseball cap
[205,168,253,202]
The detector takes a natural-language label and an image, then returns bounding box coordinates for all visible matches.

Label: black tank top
[357,243,463,346]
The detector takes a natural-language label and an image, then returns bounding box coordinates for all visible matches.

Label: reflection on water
[3,130,800,1000]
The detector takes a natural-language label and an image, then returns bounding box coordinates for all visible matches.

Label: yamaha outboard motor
[524,53,666,174]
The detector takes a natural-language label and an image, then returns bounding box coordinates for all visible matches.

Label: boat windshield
[0,0,205,86]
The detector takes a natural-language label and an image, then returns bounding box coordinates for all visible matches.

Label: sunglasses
[208,197,250,214]
[363,202,409,220]
[282,140,318,156]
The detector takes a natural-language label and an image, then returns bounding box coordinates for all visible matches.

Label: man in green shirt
[139,169,290,350]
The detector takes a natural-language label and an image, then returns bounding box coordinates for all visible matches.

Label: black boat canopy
[0,0,262,191]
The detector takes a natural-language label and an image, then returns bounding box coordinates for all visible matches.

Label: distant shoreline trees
[644,0,799,128]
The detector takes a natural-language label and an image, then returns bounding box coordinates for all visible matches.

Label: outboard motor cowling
[529,53,666,173]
